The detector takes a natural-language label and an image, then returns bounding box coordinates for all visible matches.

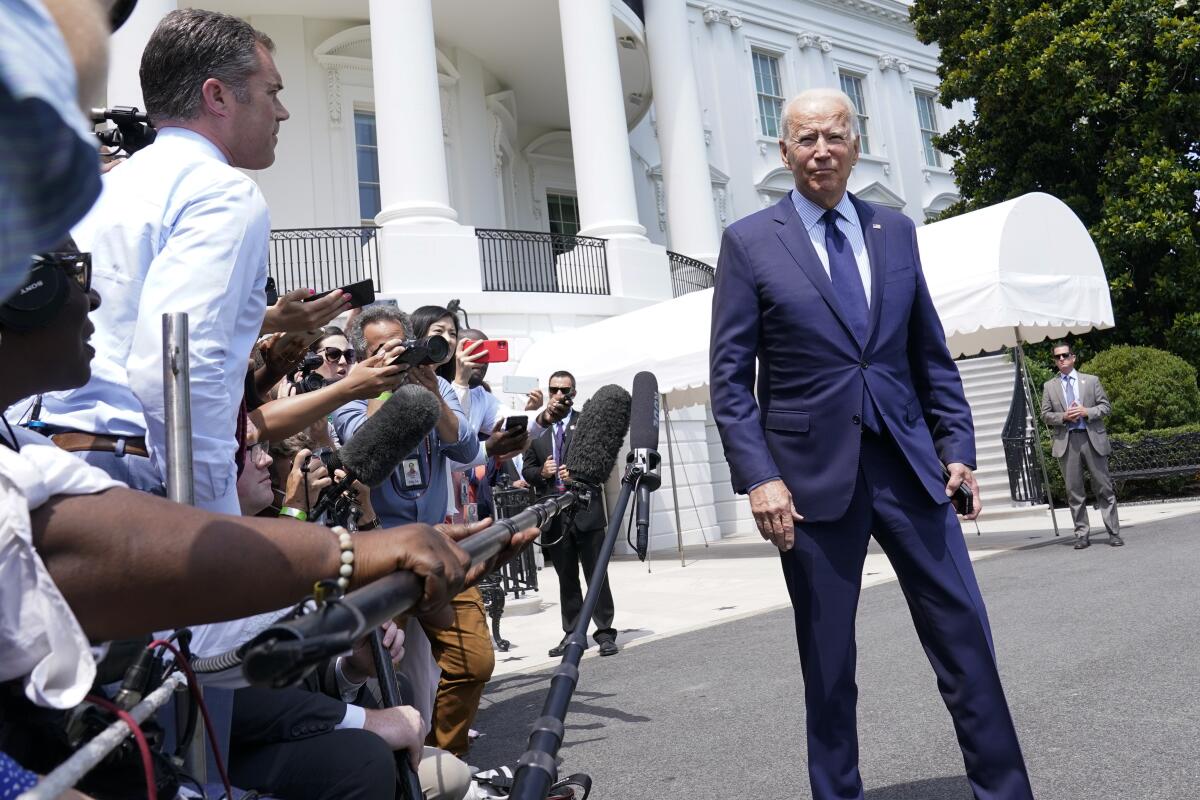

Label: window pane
[354,112,376,147]
[546,193,580,237]
[359,184,380,222]
[356,149,378,183]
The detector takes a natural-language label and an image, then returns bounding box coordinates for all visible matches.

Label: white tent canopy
[516,192,1114,402]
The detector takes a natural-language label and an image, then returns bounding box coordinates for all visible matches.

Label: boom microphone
[562,384,632,486]
[310,385,441,518]
[628,372,662,561]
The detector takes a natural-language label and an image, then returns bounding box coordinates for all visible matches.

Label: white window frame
[837,70,872,155]
[914,88,943,168]
[750,47,787,140]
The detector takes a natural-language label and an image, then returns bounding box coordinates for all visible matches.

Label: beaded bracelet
[332,525,355,592]
[278,506,308,522]
[356,517,381,531]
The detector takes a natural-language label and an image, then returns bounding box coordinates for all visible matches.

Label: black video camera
[92,106,156,157]
[303,446,339,474]
[390,336,450,368]
[293,352,327,394]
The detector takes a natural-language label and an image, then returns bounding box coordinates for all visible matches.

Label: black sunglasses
[34,251,91,293]
[1053,353,1074,361]
[321,346,356,364]
[548,386,574,395]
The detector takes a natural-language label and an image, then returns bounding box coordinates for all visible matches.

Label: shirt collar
[153,126,230,165]
[789,189,859,234]
[1061,370,1079,382]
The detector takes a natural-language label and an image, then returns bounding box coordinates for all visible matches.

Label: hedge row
[1037,424,1200,504]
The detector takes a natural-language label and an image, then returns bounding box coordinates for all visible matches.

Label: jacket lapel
[851,194,887,350]
[772,196,858,345]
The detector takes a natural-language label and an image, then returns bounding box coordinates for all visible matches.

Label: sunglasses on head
[1053,353,1073,361]
[33,251,91,293]
[321,346,356,364]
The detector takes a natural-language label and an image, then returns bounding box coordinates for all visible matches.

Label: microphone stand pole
[508,477,637,800]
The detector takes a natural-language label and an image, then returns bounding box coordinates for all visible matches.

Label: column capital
[878,53,911,73]
[702,6,743,28]
[796,32,833,52]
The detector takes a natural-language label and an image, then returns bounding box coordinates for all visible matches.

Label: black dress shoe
[597,638,618,657]
[1074,536,1090,549]
[1109,534,1125,547]
[548,640,567,658]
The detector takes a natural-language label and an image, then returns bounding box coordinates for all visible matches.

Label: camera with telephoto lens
[390,336,450,368]
[293,352,327,394]
[302,446,339,474]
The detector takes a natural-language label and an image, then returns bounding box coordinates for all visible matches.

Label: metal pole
[162,313,194,506]
[1014,338,1061,537]
[19,672,188,800]
[662,395,687,567]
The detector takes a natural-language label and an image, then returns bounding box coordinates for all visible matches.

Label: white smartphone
[502,374,539,395]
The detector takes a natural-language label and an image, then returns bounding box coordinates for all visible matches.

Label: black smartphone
[264,276,278,306]
[301,278,376,308]
[504,415,528,435]
[941,463,974,516]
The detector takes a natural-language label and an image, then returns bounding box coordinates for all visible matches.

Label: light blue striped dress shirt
[789,189,873,306]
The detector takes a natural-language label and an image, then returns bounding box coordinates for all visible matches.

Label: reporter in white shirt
[33,9,346,514]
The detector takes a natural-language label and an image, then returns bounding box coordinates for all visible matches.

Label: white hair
[781,88,861,142]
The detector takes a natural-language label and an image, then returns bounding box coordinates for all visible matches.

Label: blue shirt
[1061,371,1087,431]
[789,189,873,306]
[29,128,271,515]
[331,377,479,527]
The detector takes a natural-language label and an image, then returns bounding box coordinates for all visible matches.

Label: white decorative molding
[714,186,729,228]
[324,66,343,127]
[878,53,911,73]
[834,0,912,26]
[796,32,833,52]
[702,6,743,28]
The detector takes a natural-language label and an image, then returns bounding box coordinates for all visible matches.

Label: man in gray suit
[1040,342,1123,548]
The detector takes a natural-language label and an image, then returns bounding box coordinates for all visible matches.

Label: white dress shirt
[789,189,873,305]
[37,127,271,514]
[0,425,121,708]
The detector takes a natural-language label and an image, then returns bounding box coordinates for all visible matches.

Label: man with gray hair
[33,8,347,513]
[710,88,1033,799]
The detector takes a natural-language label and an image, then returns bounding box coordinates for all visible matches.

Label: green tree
[911,0,1200,364]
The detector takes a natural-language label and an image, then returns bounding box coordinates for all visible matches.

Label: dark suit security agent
[709,88,1035,800]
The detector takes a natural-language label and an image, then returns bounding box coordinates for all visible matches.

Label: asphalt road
[471,513,1200,799]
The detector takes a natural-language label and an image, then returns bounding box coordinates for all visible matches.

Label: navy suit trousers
[779,429,1033,800]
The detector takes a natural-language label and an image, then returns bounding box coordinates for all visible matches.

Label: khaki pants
[422,587,495,757]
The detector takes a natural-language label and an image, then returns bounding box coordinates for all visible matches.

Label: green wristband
[377,391,393,401]
[278,506,308,522]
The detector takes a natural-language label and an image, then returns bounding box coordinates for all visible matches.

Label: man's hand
[342,620,405,683]
[408,364,440,394]
[362,705,427,770]
[537,395,571,426]
[436,518,541,585]
[1064,402,1088,422]
[557,465,570,483]
[525,389,544,412]
[540,455,558,479]
[261,287,351,334]
[259,331,311,374]
[748,479,803,551]
[283,449,331,512]
[458,338,486,368]
[945,462,982,521]
[340,341,406,399]
[355,524,469,617]
[484,419,529,460]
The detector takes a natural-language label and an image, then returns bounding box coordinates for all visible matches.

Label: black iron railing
[476,228,610,295]
[269,227,380,295]
[1001,357,1044,503]
[669,251,714,297]
[1110,432,1200,479]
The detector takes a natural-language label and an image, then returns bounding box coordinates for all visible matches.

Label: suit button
[852,414,861,425]
[860,361,869,369]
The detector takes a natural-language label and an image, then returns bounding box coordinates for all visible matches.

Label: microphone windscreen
[629,371,660,451]
[563,384,631,485]
[338,384,441,487]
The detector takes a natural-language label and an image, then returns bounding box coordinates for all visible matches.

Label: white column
[796,32,833,89]
[557,0,646,239]
[368,0,456,224]
[105,0,176,111]
[644,0,719,263]
[877,54,924,222]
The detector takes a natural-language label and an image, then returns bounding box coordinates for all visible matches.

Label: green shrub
[1166,312,1200,378]
[1082,346,1200,434]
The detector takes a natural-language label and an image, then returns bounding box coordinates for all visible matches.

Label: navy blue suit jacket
[709,193,975,523]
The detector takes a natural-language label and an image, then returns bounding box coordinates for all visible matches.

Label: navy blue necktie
[824,209,880,433]
[823,208,869,344]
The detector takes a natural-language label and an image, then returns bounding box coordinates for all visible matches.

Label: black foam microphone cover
[629,371,660,451]
[338,384,442,487]
[563,384,631,486]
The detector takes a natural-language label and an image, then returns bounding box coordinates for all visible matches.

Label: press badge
[401,457,425,489]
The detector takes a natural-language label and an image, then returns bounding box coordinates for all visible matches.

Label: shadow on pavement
[865,775,973,799]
